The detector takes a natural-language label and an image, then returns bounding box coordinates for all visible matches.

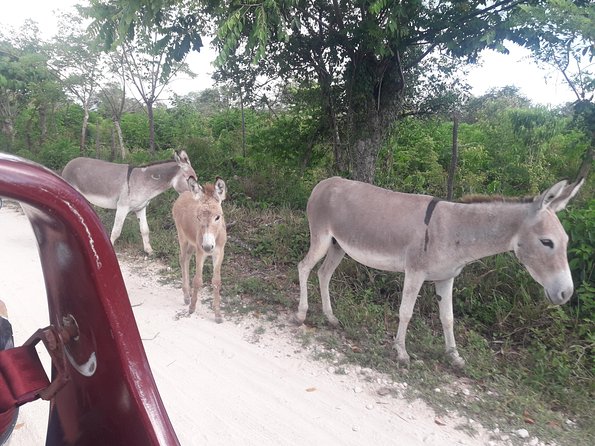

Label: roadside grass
[97,200,593,446]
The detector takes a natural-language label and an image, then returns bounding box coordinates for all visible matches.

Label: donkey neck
[435,200,531,261]
[129,161,178,197]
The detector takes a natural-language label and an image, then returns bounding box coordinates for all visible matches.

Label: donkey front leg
[135,207,153,255]
[211,248,224,324]
[179,243,193,305]
[435,278,465,368]
[394,272,424,366]
[189,251,206,315]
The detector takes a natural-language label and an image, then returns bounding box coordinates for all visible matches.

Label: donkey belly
[81,192,119,210]
[337,239,406,273]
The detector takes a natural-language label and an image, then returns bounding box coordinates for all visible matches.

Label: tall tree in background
[120,31,194,153]
[98,48,129,159]
[50,13,105,152]
[206,0,537,182]
[0,31,34,149]
[0,22,63,152]
[85,0,204,154]
[515,0,594,180]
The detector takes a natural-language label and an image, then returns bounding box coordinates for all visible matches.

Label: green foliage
[252,220,309,267]
[37,138,79,170]
[376,117,448,195]
[561,200,595,319]
[121,113,150,149]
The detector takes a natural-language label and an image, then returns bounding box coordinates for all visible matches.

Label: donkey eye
[540,239,554,249]
[215,215,221,221]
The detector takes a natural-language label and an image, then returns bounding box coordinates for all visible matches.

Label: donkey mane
[458,194,534,204]
[201,183,216,195]
[134,158,176,168]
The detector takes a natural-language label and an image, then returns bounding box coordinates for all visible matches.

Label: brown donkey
[173,177,227,322]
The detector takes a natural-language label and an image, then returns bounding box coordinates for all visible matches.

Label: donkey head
[513,179,584,305]
[188,177,227,254]
[172,150,197,194]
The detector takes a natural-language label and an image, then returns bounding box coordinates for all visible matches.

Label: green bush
[37,138,79,171]
[560,199,595,320]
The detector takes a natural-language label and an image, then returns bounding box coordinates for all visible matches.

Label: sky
[1,0,579,106]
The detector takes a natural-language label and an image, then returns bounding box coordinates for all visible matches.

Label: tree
[514,0,594,180]
[99,82,128,159]
[50,13,105,152]
[98,49,131,159]
[84,0,204,154]
[0,36,29,149]
[120,31,194,153]
[0,22,63,152]
[207,0,538,182]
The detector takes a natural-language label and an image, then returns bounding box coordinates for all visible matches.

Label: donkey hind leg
[179,243,193,305]
[211,247,225,324]
[394,272,425,366]
[435,278,465,368]
[135,207,153,255]
[110,206,129,247]
[317,241,345,327]
[189,251,206,315]
[296,234,333,324]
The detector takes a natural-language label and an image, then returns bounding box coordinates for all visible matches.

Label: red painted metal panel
[0,153,180,445]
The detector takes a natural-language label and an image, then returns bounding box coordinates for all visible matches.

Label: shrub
[38,139,79,171]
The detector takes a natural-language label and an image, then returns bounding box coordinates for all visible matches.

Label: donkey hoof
[449,355,466,369]
[215,316,223,324]
[327,315,340,327]
[397,356,411,368]
[188,305,196,315]
[291,312,306,326]
[395,350,411,367]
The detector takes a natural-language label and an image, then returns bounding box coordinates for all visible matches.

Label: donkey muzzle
[202,233,216,254]
[546,284,573,305]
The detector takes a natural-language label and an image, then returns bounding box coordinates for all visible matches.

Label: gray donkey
[297,177,584,367]
[62,150,196,254]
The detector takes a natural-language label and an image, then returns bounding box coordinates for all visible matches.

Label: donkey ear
[188,177,203,199]
[213,177,226,202]
[535,179,583,213]
[175,150,191,167]
[548,177,584,212]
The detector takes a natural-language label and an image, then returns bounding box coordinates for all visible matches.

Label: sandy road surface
[0,203,497,445]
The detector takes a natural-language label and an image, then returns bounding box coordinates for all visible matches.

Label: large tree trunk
[348,107,384,184]
[351,137,381,183]
[342,51,404,184]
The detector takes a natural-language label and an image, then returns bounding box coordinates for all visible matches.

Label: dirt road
[0,203,497,445]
